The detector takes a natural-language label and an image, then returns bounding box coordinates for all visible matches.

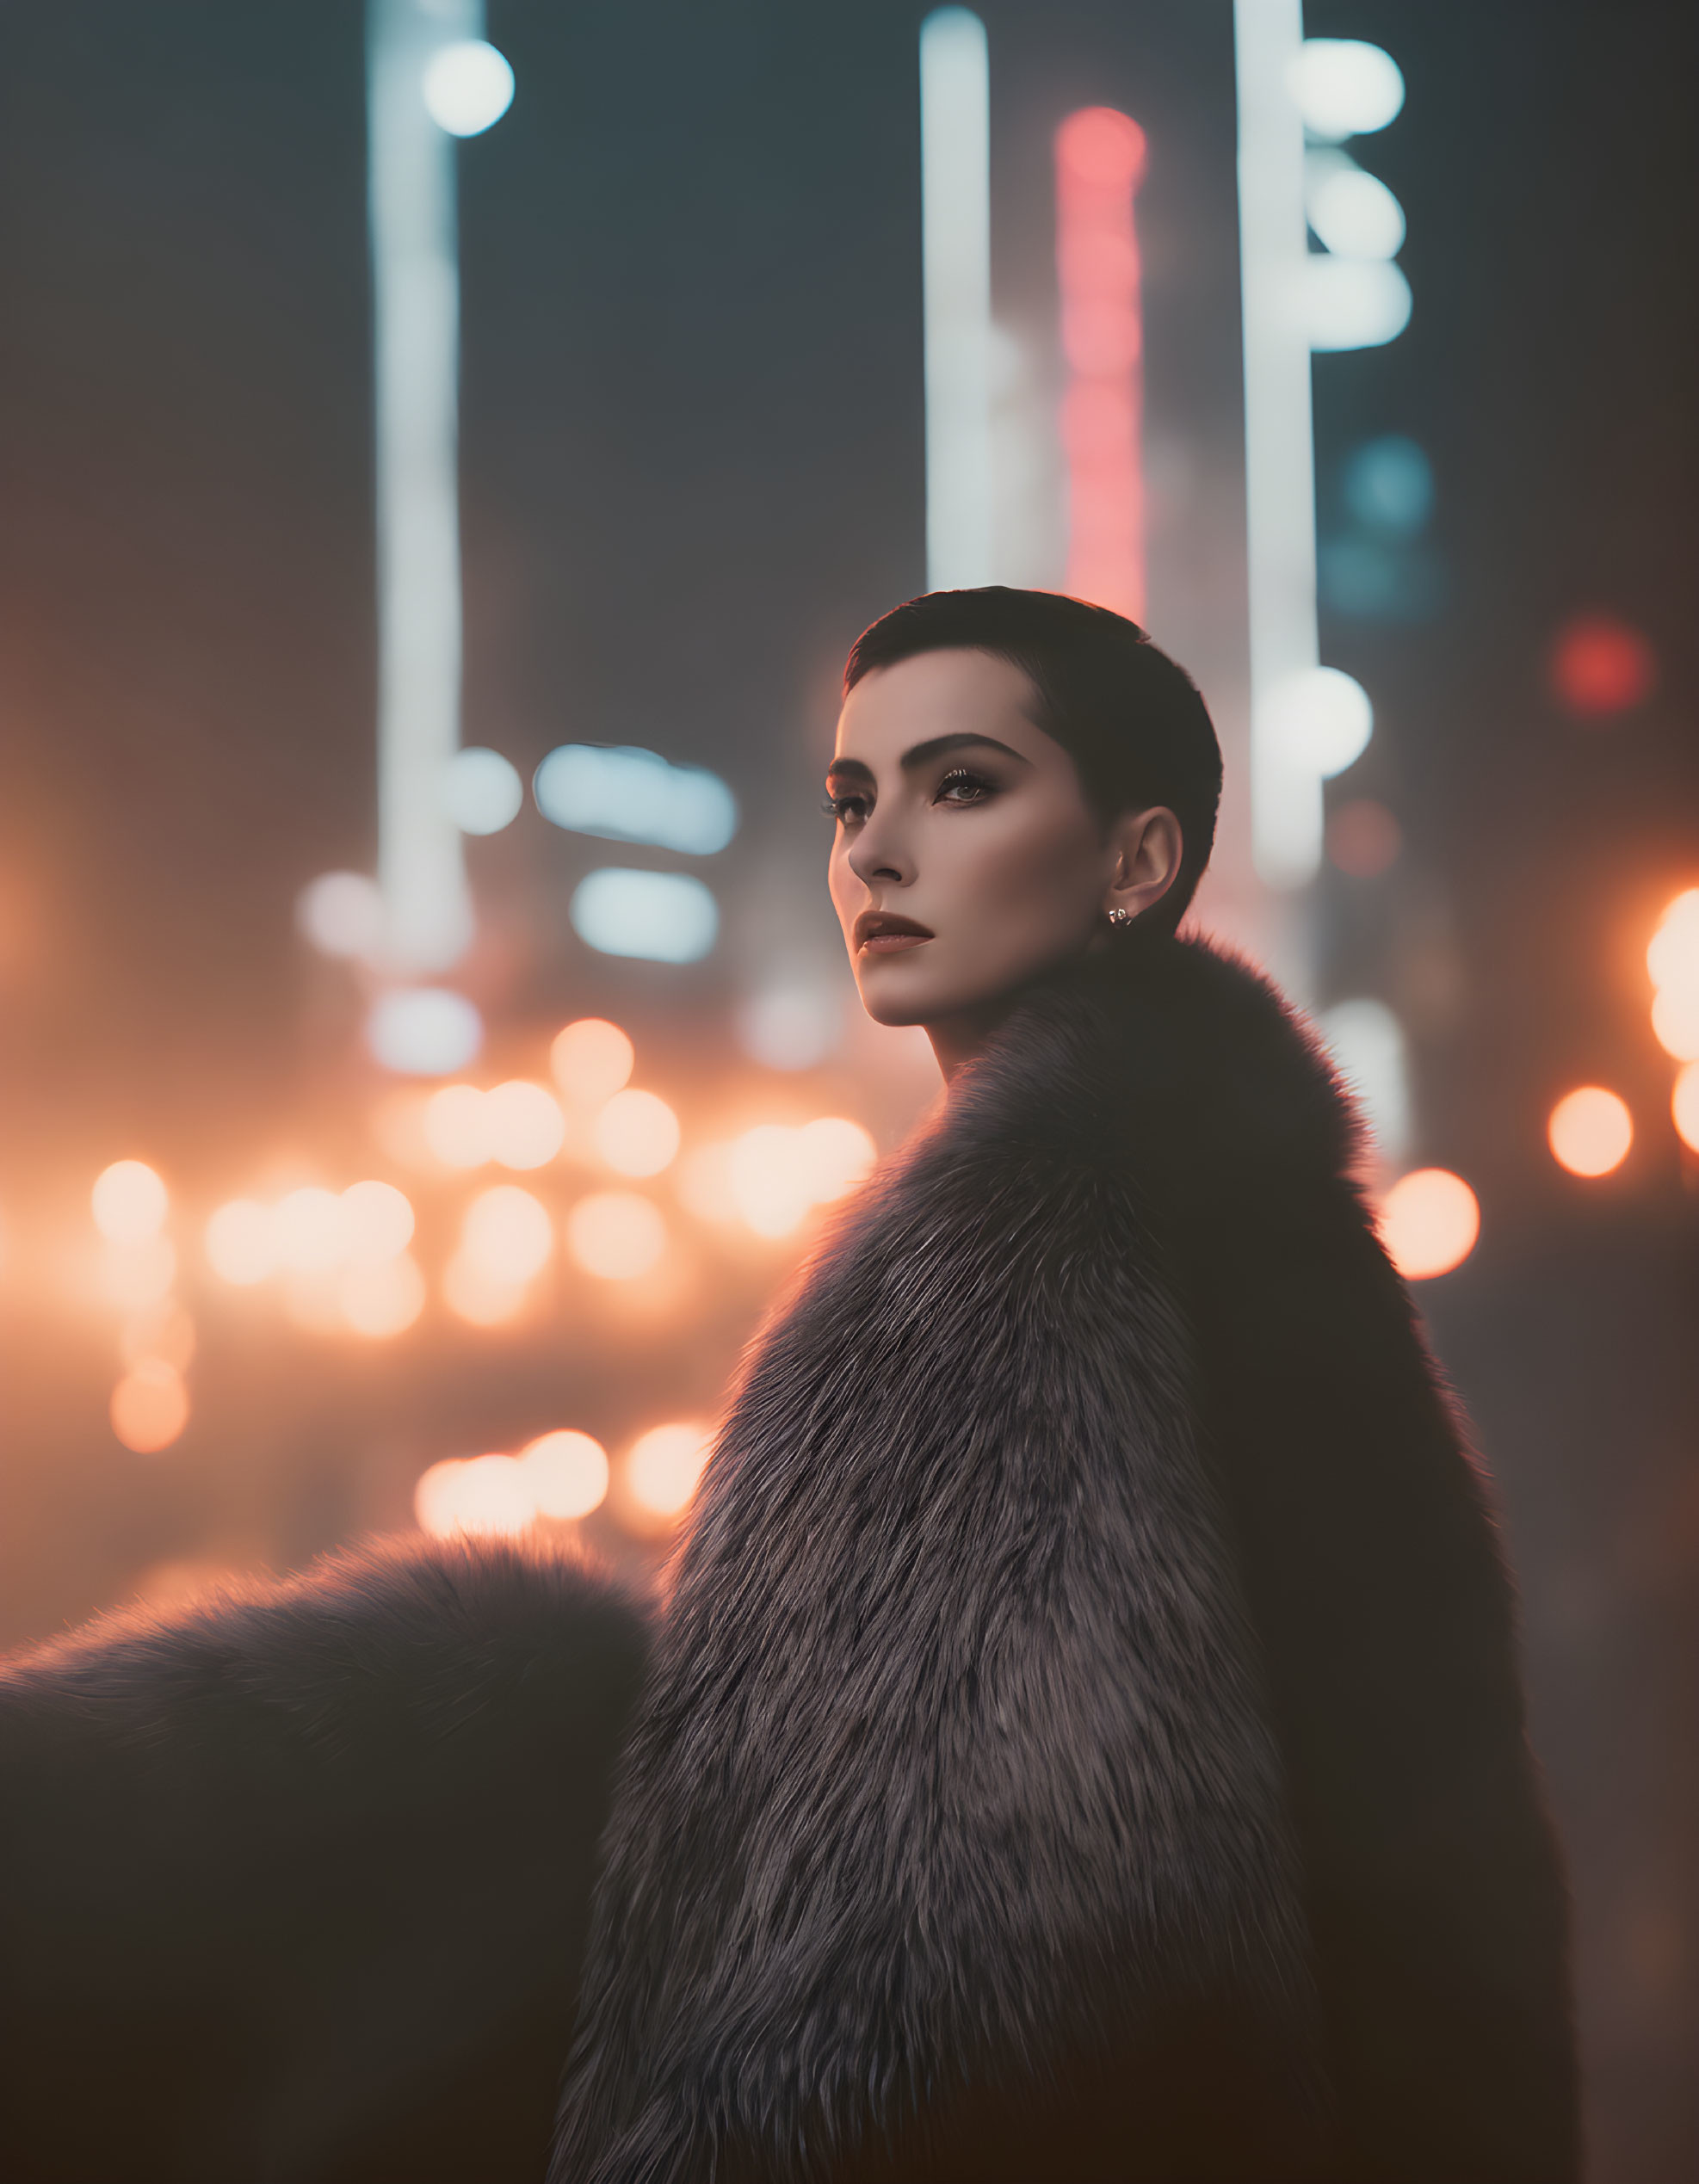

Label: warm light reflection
[341,1179,415,1259]
[594,1089,681,1176]
[273,1187,346,1273]
[340,1252,426,1337]
[91,1161,169,1244]
[414,1453,534,1539]
[550,1017,634,1105]
[1378,1168,1480,1280]
[521,1429,609,1519]
[1672,1063,1699,1155]
[1548,1087,1633,1178]
[423,1083,491,1168]
[442,1253,528,1327]
[206,1199,275,1284]
[567,1192,666,1280]
[111,1359,189,1453]
[1650,985,1699,1063]
[622,1421,713,1531]
[722,1117,879,1237]
[1646,889,1699,990]
[460,1185,553,1282]
[485,1080,566,1169]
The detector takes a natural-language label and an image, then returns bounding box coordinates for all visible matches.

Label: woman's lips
[855,913,934,955]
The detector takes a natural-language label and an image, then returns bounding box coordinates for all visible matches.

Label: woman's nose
[847,815,909,889]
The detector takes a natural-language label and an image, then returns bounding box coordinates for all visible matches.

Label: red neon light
[1056,107,1148,621]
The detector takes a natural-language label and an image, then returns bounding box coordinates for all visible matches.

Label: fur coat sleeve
[0,1537,648,2184]
[553,936,1577,2184]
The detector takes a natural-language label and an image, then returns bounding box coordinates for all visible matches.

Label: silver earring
[1106,906,1135,928]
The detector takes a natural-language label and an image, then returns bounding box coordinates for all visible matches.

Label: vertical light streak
[1234,0,1323,890]
[919,9,992,591]
[367,0,482,972]
[1055,107,1148,622]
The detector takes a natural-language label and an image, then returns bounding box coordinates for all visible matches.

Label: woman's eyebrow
[825,732,1031,783]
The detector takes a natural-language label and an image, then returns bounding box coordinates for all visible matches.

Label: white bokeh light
[441,746,523,835]
[296,872,387,961]
[1263,666,1374,780]
[1288,39,1405,142]
[368,989,484,1075]
[1305,154,1406,260]
[422,39,515,138]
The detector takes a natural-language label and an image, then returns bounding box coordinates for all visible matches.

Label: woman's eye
[822,792,869,825]
[935,768,997,806]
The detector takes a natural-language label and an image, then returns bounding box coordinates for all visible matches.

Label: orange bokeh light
[1672,1064,1699,1155]
[1548,1087,1633,1178]
[551,1018,634,1106]
[593,1088,680,1176]
[340,1252,426,1336]
[414,1453,535,1539]
[521,1429,610,1519]
[566,1192,666,1280]
[485,1080,566,1169]
[1378,1167,1480,1281]
[423,1083,491,1168]
[91,1160,169,1244]
[621,1421,713,1533]
[111,1359,189,1453]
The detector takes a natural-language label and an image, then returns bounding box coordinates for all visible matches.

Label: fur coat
[0,935,1577,2182]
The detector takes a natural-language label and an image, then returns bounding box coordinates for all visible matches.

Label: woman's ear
[1103,805,1183,922]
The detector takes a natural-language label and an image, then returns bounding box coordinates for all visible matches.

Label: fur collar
[552,936,1346,2182]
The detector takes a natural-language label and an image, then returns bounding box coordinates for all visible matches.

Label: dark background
[0,3,1693,2175]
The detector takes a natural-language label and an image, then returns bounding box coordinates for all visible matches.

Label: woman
[0,589,1575,2182]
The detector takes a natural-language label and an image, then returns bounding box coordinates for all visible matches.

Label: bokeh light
[100,1238,177,1311]
[720,1117,879,1237]
[296,871,386,960]
[461,1186,553,1283]
[205,1199,275,1285]
[1671,1064,1699,1155]
[441,1254,528,1328]
[110,1359,189,1453]
[570,868,720,964]
[120,1303,195,1373]
[421,39,515,138]
[1326,798,1402,877]
[341,1179,415,1259]
[1548,614,1656,718]
[1305,157,1405,260]
[273,1186,346,1274]
[1342,435,1433,536]
[1264,665,1374,779]
[594,1089,681,1176]
[1548,1087,1634,1178]
[1288,38,1405,139]
[567,1192,667,1280]
[91,1160,168,1244]
[368,989,483,1076]
[533,744,738,854]
[1378,1167,1480,1280]
[520,1429,609,1519]
[423,1083,491,1168]
[440,746,522,835]
[339,1252,426,1337]
[1646,889,1699,989]
[414,1453,534,1539]
[1650,986,1699,1063]
[485,1080,566,1169]
[622,1421,713,1531]
[551,1017,635,1105]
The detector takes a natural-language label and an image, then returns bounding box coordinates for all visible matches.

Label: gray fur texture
[553,935,1577,2182]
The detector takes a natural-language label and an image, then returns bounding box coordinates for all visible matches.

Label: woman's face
[826,648,1176,1058]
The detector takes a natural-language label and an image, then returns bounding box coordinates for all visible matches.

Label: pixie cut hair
[843,587,1223,935]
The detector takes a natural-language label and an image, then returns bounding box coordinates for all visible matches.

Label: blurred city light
[1548,1087,1634,1178]
[533,744,738,854]
[1649,987,1699,1063]
[339,1252,426,1336]
[484,1080,566,1169]
[340,1179,415,1259]
[1304,153,1405,260]
[441,1254,528,1327]
[421,38,514,138]
[1056,105,1148,620]
[423,1083,491,1167]
[593,1089,681,1177]
[414,1453,534,1539]
[1319,998,1410,1163]
[460,1185,553,1283]
[273,1187,347,1274]
[567,1192,667,1280]
[440,745,523,834]
[1343,435,1433,534]
[1671,1063,1699,1155]
[570,868,719,964]
[367,988,484,1074]
[1549,614,1657,717]
[1378,1167,1480,1280]
[1646,889,1699,990]
[1325,797,1402,877]
[1263,665,1374,778]
[1288,38,1406,140]
[296,871,386,960]
[623,1422,713,1530]
[368,0,475,972]
[550,1016,635,1105]
[735,982,843,1070]
[1299,256,1412,350]
[723,1117,878,1237]
[918,7,992,588]
[110,1359,189,1454]
[91,1160,169,1245]
[520,1429,609,1519]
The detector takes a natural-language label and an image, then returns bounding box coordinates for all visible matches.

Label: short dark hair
[843,587,1222,935]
